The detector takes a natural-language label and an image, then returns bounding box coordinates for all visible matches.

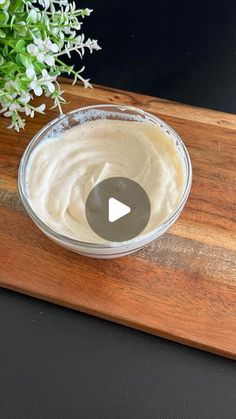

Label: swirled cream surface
[26,119,185,243]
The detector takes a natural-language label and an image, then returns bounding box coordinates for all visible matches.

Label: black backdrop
[80,0,236,112]
[1,1,236,418]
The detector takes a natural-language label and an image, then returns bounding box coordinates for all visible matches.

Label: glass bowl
[18,104,192,259]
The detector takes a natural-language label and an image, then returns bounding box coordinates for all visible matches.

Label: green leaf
[0,61,18,75]
[0,29,6,38]
[0,11,9,24]
[0,54,4,65]
[18,54,31,67]
[15,39,25,53]
[18,76,29,84]
[15,53,24,67]
[0,0,10,12]
[34,61,45,73]
[8,0,23,14]
[2,43,8,56]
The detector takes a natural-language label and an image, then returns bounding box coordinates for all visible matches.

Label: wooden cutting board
[0,80,236,359]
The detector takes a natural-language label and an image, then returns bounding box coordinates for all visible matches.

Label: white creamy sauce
[26,119,185,243]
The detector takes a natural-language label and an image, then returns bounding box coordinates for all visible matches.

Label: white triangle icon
[108,197,131,223]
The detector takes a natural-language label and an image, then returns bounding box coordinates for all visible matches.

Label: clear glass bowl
[18,104,192,259]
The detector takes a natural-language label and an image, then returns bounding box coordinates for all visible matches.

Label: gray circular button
[85,177,151,242]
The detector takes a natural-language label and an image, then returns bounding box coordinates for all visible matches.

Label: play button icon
[108,198,131,222]
[85,177,151,242]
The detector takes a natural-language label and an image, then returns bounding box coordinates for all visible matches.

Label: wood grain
[0,81,236,359]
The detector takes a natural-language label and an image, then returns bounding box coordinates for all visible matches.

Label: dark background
[82,0,236,113]
[1,1,236,418]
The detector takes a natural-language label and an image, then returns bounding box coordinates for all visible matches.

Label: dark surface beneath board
[1,289,236,419]
[1,1,236,418]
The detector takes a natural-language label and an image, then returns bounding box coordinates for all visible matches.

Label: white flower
[30,79,43,96]
[27,37,59,66]
[7,118,25,132]
[83,8,93,17]
[83,78,91,88]
[25,107,31,116]
[27,43,39,56]
[30,69,55,96]
[41,69,55,93]
[59,32,64,41]
[36,38,59,53]
[0,0,100,131]
[51,27,59,36]
[27,9,39,23]
[38,0,50,10]
[43,38,59,53]
[64,26,72,35]
[4,103,21,117]
[35,103,46,113]
[60,0,68,5]
[25,103,46,118]
[45,55,55,66]
[26,66,36,79]
[19,92,31,104]
[85,38,101,53]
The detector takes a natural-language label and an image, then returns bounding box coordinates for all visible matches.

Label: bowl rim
[18,103,192,250]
